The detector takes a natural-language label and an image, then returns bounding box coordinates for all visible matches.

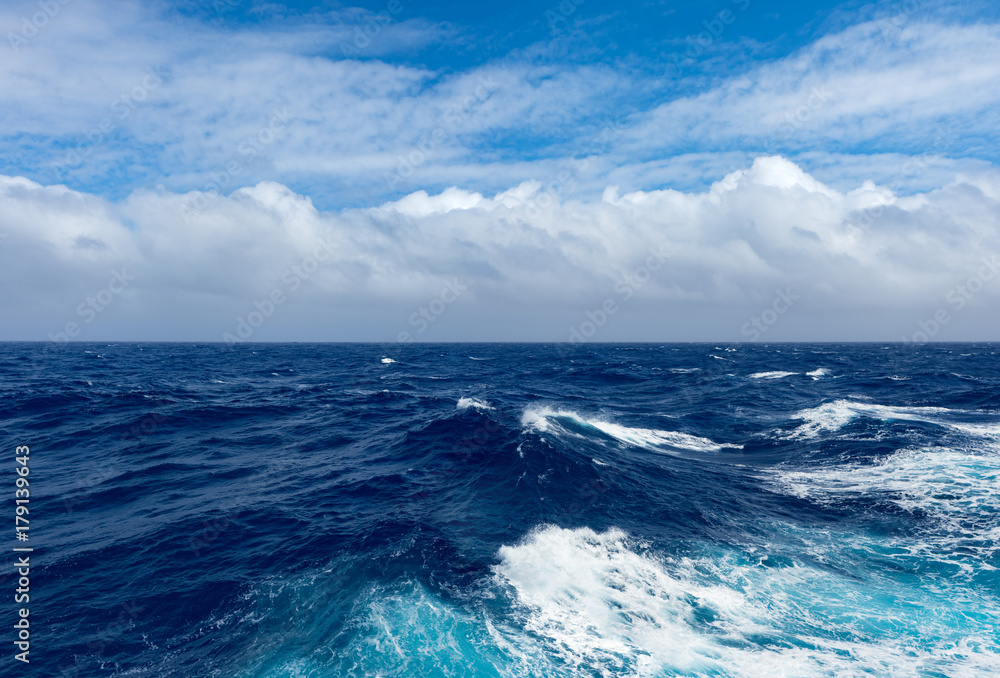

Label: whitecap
[242,523,1000,676]
[774,446,1000,520]
[380,357,396,364]
[457,397,494,412]
[520,406,740,452]
[785,399,998,440]
[771,446,1000,568]
[749,371,796,379]
[494,525,1000,676]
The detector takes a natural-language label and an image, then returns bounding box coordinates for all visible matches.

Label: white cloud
[3,2,999,340]
[5,0,998,209]
[2,156,998,340]
[626,21,1000,154]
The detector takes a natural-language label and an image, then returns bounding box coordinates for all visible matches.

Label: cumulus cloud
[2,156,998,341]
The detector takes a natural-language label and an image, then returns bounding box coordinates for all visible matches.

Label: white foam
[520,406,739,452]
[786,399,998,440]
[950,422,1000,439]
[495,526,741,674]
[242,524,1000,677]
[785,400,861,438]
[806,367,830,379]
[493,525,1000,677]
[772,446,1000,568]
[456,397,494,411]
[777,446,1000,510]
[380,357,396,364]
[750,371,797,379]
[519,407,552,432]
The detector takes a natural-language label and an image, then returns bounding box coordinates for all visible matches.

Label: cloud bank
[3,156,998,341]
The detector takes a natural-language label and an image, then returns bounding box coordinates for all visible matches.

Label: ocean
[3,342,999,677]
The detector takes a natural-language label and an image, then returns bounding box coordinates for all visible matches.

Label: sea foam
[457,397,494,411]
[786,399,1000,440]
[520,406,739,452]
[749,371,796,379]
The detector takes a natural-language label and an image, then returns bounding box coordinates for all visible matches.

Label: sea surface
[3,342,1000,677]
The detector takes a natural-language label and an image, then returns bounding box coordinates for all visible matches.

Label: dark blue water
[3,343,1000,677]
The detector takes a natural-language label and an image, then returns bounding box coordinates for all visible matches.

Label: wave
[520,406,740,452]
[775,447,1000,522]
[380,357,396,364]
[806,368,830,379]
[750,371,796,379]
[771,445,1000,575]
[492,525,1000,677]
[496,526,725,675]
[217,523,1000,676]
[456,397,494,411]
[785,399,1000,440]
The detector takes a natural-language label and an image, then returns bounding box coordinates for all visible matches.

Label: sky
[1,0,999,342]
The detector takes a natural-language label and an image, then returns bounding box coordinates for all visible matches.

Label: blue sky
[2,0,1000,341]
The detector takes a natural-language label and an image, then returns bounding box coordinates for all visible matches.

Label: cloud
[2,156,998,341]
[3,1,999,340]
[5,1,998,211]
[625,20,1000,157]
